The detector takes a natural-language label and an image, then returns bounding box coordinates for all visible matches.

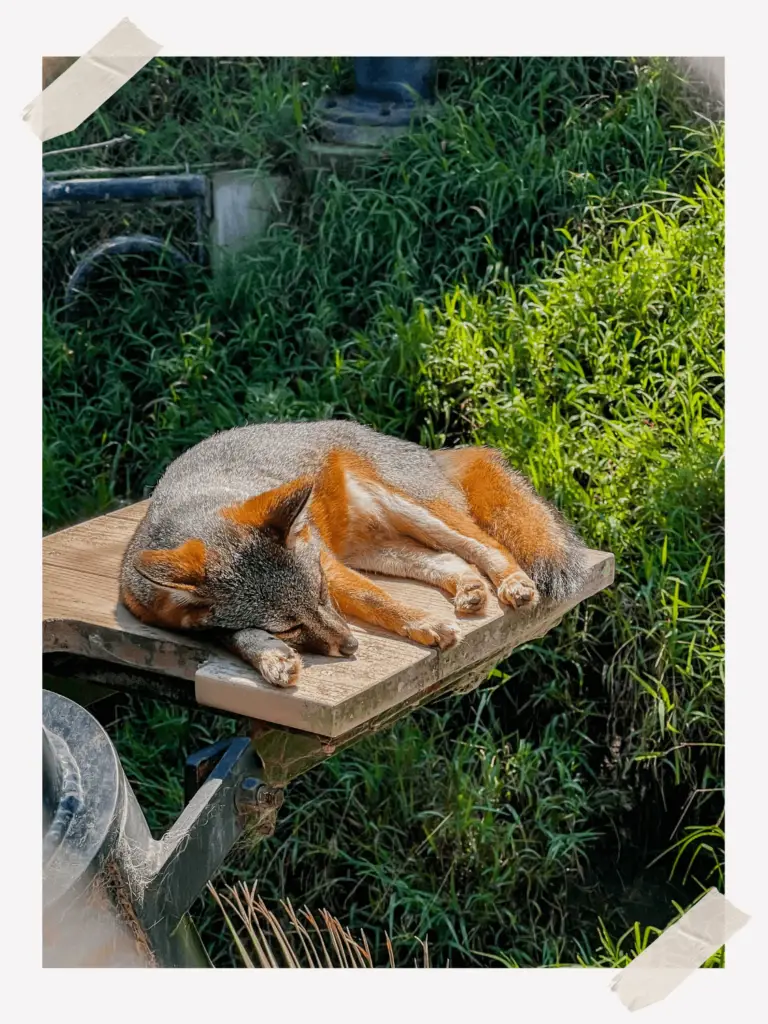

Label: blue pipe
[43,173,208,205]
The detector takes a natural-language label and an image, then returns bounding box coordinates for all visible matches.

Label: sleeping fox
[120,421,586,688]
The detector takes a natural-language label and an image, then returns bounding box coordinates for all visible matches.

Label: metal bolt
[236,777,284,814]
[239,776,260,797]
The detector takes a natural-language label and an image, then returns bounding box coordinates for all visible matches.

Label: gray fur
[121,420,586,656]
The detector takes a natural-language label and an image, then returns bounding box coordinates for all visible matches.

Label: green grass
[211,879,725,969]
[43,57,724,967]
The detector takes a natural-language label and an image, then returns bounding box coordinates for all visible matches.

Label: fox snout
[277,604,358,658]
[322,633,359,658]
[306,605,359,657]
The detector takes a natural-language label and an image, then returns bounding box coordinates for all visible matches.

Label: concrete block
[209,170,291,272]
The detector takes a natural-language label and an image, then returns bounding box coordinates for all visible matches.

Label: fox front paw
[453,577,489,616]
[404,617,461,650]
[496,571,539,610]
[255,648,303,688]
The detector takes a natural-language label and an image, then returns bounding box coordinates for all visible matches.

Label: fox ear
[222,479,313,549]
[265,482,313,549]
[133,539,208,591]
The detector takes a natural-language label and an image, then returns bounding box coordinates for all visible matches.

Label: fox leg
[388,500,539,610]
[221,628,302,688]
[432,447,586,601]
[321,552,460,649]
[346,540,489,616]
[350,478,538,609]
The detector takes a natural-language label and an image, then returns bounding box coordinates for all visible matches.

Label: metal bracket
[184,738,286,834]
[184,737,238,805]
[144,736,269,936]
[43,690,291,967]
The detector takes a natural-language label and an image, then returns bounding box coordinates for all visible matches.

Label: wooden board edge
[327,550,614,735]
[43,618,204,681]
[43,547,614,736]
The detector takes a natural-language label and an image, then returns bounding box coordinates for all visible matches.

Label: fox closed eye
[265,614,300,631]
[274,625,303,640]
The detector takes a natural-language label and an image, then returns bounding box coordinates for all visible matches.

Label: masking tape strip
[611,888,749,1012]
[23,18,161,142]
[675,57,725,102]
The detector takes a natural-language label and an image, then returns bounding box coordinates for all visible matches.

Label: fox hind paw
[454,578,488,616]
[496,571,539,610]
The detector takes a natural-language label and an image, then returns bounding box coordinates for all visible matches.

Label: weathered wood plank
[43,502,614,735]
[44,515,139,578]
[107,501,150,523]
[43,565,209,679]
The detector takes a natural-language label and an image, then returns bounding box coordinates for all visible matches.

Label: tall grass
[43,57,724,967]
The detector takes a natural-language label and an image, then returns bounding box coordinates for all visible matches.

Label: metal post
[42,174,208,205]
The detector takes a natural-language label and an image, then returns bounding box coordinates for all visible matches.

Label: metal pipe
[63,234,196,308]
[43,173,208,205]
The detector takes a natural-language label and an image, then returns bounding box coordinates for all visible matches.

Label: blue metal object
[43,173,208,205]
[353,58,435,105]
[316,57,437,145]
[43,171,210,306]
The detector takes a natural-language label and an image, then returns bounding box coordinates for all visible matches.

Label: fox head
[131,479,358,657]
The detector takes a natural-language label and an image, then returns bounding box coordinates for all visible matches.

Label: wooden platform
[43,502,614,738]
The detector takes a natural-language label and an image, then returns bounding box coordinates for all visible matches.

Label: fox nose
[339,635,358,657]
